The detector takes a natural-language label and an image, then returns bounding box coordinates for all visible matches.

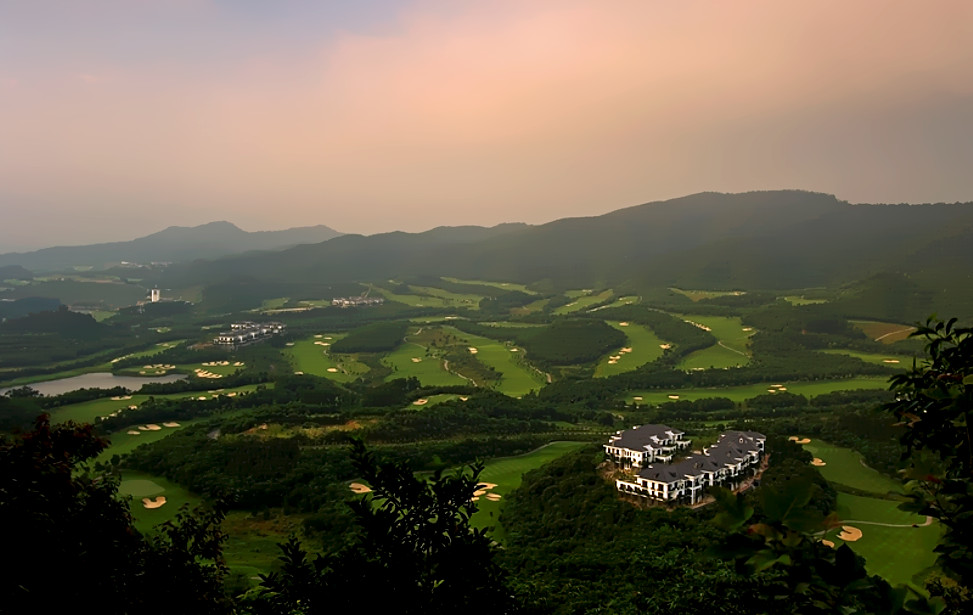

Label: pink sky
[2,0,973,250]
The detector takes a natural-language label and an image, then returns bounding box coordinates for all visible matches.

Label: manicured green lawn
[120,470,202,533]
[373,286,452,308]
[851,320,917,344]
[675,314,751,370]
[441,277,537,294]
[819,349,915,367]
[802,441,903,495]
[594,321,665,377]
[285,334,369,382]
[382,342,467,386]
[625,376,890,405]
[446,327,545,397]
[50,383,265,424]
[553,290,614,315]
[469,441,590,537]
[782,295,829,306]
[408,285,484,309]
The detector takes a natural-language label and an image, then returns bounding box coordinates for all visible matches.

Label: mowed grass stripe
[675,314,752,370]
[553,290,613,315]
[446,327,545,397]
[470,441,590,537]
[625,376,890,404]
[382,342,467,386]
[595,321,666,378]
[802,441,903,495]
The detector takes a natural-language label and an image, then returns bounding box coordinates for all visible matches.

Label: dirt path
[839,516,934,528]
[718,341,748,357]
[874,326,916,342]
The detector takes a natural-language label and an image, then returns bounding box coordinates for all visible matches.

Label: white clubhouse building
[606,425,765,505]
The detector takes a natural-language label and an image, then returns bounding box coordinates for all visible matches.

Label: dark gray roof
[609,424,684,450]
[637,430,765,483]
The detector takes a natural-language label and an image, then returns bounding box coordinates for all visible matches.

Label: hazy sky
[3,1,973,251]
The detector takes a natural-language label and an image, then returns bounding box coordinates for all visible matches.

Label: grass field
[625,376,890,405]
[50,383,266,424]
[285,334,369,382]
[669,288,745,302]
[469,441,590,537]
[409,285,483,309]
[675,314,751,370]
[446,327,545,397]
[441,277,537,295]
[594,321,666,377]
[819,349,915,367]
[801,440,941,587]
[802,441,903,495]
[588,295,641,312]
[382,342,468,386]
[782,295,829,306]
[120,470,202,533]
[553,289,614,315]
[851,320,917,344]
[373,286,453,308]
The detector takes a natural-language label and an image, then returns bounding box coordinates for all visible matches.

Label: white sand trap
[471,496,480,501]
[619,322,629,327]
[469,347,478,354]
[127,430,141,435]
[145,424,162,431]
[413,399,429,406]
[198,396,207,401]
[883,359,900,364]
[633,396,643,401]
[474,489,488,497]
[610,355,621,360]
[811,457,826,466]
[411,357,422,363]
[838,525,863,542]
[788,436,800,441]
[139,371,147,374]
[325,336,332,340]
[768,389,777,393]
[771,384,784,388]
[659,344,672,350]
[478,483,498,490]
[128,405,137,409]
[226,392,236,397]
[510,348,519,352]
[460,396,469,401]
[294,371,304,375]
[621,347,632,353]
[608,360,617,365]
[138,425,151,431]
[326,368,339,373]
[234,361,244,366]
[821,539,835,548]
[315,334,323,338]
[668,395,680,400]
[485,493,502,501]
[142,497,167,509]
[286,342,295,346]
[797,438,811,445]
[778,387,787,391]
[349,482,372,494]
[163,422,180,428]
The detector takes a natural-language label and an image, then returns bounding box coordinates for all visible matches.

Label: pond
[0,372,187,397]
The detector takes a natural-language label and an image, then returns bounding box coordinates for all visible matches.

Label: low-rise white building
[214,321,285,347]
[604,424,691,467]
[610,426,765,505]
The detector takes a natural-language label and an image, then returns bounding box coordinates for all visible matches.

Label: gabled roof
[609,424,684,451]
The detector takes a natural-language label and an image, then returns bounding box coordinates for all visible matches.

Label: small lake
[0,372,187,397]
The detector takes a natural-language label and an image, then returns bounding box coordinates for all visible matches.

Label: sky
[2,0,973,251]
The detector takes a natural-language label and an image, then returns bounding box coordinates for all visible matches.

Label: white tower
[150,288,160,302]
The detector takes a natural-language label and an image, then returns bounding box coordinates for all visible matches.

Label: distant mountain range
[0,221,343,272]
[157,190,973,290]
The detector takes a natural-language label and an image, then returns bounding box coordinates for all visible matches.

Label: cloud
[2,0,973,246]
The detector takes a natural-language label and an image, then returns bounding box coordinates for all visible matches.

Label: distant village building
[331,295,385,308]
[150,288,160,302]
[607,425,765,505]
[214,321,285,347]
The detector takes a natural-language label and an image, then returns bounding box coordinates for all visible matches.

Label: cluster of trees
[329,320,409,353]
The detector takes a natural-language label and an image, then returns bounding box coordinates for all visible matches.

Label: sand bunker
[742,327,754,332]
[468,347,478,354]
[294,371,304,375]
[821,539,835,548]
[142,497,167,509]
[789,436,799,441]
[811,458,826,467]
[144,424,162,431]
[633,396,643,401]
[797,438,811,445]
[110,395,133,401]
[485,493,502,501]
[326,368,339,373]
[478,483,498,490]
[621,347,632,353]
[659,343,672,350]
[325,336,332,340]
[883,359,900,364]
[286,342,295,346]
[838,525,863,542]
[619,322,629,327]
[411,357,422,363]
[162,422,180,428]
[668,395,680,400]
[226,392,236,397]
[413,399,429,406]
[349,483,372,494]
[314,334,323,338]
[608,360,617,365]
[510,348,519,352]
[127,430,141,435]
[473,489,488,497]
[460,396,469,401]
